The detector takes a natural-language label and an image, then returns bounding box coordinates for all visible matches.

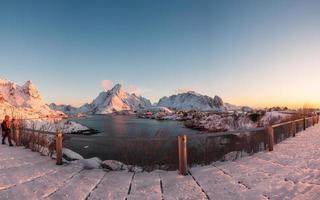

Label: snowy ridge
[79,84,152,114]
[0,79,65,119]
[157,91,226,111]
[49,103,78,114]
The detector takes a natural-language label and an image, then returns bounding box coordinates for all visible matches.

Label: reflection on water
[71,115,200,137]
[65,115,201,164]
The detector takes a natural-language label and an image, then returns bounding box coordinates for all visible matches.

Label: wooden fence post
[291,122,296,137]
[31,131,35,151]
[178,135,187,176]
[15,128,20,146]
[56,131,63,165]
[303,117,306,130]
[267,126,274,151]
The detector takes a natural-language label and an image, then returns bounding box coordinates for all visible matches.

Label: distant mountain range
[0,78,249,118]
[49,84,249,114]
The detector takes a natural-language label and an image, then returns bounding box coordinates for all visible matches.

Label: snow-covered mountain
[49,103,78,114]
[0,79,65,119]
[78,84,152,114]
[224,103,241,111]
[157,91,226,111]
[224,103,252,112]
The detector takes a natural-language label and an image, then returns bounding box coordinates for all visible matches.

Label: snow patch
[63,148,84,161]
[78,157,102,169]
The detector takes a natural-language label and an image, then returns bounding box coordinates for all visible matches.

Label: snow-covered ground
[0,123,320,199]
[259,111,292,126]
[139,110,293,132]
[23,119,89,134]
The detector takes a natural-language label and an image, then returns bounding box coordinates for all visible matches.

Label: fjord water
[64,115,200,162]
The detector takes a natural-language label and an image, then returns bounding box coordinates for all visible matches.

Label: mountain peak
[23,80,40,99]
[25,80,33,84]
[79,83,151,114]
[0,78,64,119]
[213,95,224,107]
[111,83,123,92]
[186,91,197,95]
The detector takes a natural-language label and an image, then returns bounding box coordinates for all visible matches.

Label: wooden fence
[177,115,319,175]
[9,115,319,175]
[12,127,64,165]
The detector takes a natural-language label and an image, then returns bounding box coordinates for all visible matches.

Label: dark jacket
[1,121,11,134]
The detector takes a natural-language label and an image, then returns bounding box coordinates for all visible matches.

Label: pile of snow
[65,154,144,172]
[157,91,226,112]
[259,111,292,126]
[0,79,65,120]
[23,119,89,133]
[199,115,231,131]
[184,112,257,132]
[235,114,257,129]
[63,148,84,161]
[185,114,230,132]
[79,157,102,169]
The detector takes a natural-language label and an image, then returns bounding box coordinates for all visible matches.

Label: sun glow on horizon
[1,0,320,109]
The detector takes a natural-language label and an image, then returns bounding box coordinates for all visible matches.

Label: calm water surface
[71,115,200,137]
[65,115,201,163]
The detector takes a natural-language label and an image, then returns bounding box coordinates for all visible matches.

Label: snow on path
[0,163,83,199]
[191,124,320,199]
[47,169,106,200]
[159,170,208,200]
[88,171,132,200]
[128,171,162,200]
[0,124,320,199]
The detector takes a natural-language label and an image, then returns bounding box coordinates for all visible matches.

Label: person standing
[1,115,13,146]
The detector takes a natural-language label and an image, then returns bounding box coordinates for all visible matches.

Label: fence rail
[12,127,64,165]
[12,115,320,174]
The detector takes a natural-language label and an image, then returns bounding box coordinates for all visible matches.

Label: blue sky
[1,0,320,107]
